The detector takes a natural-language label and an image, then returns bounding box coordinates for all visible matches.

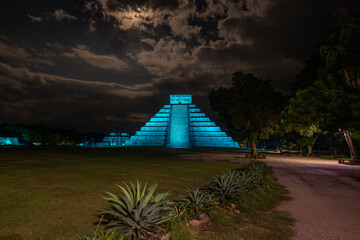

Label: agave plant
[237,161,270,189]
[85,230,124,240]
[101,181,172,239]
[170,202,190,221]
[181,187,217,217]
[165,202,191,228]
[207,170,244,204]
[237,170,256,191]
[245,161,270,175]
[244,161,270,187]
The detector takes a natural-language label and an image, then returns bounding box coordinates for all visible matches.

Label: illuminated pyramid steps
[124,95,239,148]
[125,105,170,146]
[189,105,239,148]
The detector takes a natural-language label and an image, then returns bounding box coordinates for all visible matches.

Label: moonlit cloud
[0,41,31,59]
[63,45,129,72]
[53,9,77,21]
[0,41,53,67]
[0,0,357,132]
[27,14,44,22]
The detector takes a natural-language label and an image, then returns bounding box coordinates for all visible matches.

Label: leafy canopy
[209,71,283,142]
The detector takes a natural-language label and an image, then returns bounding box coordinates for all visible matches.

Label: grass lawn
[0,147,242,240]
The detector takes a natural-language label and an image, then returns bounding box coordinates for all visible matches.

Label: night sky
[0,0,358,133]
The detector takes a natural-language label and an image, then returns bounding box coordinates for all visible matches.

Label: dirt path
[179,151,360,240]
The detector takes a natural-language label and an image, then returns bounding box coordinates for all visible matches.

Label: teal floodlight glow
[124,94,240,148]
[168,104,191,148]
[0,137,21,145]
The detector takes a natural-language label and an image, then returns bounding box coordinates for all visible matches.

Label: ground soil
[178,150,360,240]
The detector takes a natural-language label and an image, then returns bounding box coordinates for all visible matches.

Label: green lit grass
[0,147,241,240]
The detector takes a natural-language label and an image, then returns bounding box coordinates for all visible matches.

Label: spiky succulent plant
[243,161,270,188]
[180,187,217,217]
[237,170,256,190]
[101,181,171,239]
[166,202,191,228]
[245,160,269,174]
[207,170,244,203]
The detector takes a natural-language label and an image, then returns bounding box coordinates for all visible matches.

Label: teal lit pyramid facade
[125,94,239,148]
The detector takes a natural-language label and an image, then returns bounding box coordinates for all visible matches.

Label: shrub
[207,170,244,204]
[244,160,270,174]
[181,187,218,217]
[242,161,270,188]
[237,170,256,190]
[164,202,191,229]
[101,181,172,239]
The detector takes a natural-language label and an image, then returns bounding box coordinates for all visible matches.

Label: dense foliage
[209,72,284,157]
[209,12,359,158]
[101,181,171,239]
[283,12,360,158]
[207,170,244,203]
[181,187,217,216]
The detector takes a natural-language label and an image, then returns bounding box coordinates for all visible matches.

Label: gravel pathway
[179,151,360,240]
[268,156,360,240]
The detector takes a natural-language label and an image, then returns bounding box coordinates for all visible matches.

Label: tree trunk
[251,140,258,158]
[344,130,359,159]
[344,68,353,88]
[307,145,312,157]
[307,133,320,157]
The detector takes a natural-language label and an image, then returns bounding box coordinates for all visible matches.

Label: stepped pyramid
[125,94,239,148]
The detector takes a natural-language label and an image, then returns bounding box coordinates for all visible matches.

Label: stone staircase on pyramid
[124,94,239,148]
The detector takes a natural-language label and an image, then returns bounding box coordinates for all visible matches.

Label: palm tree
[320,15,360,89]
[320,14,360,160]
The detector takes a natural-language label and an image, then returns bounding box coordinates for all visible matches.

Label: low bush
[206,170,244,204]
[242,160,271,189]
[165,202,191,229]
[181,187,218,217]
[100,181,172,239]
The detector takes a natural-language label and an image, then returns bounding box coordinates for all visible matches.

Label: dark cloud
[53,9,77,21]
[27,14,44,22]
[63,44,129,71]
[0,0,358,132]
[0,62,155,132]
[106,0,180,11]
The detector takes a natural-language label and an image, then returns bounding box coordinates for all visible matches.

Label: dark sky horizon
[0,0,359,133]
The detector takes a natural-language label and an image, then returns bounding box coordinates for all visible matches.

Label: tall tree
[281,81,339,156]
[287,12,360,159]
[209,72,283,158]
[291,53,323,92]
[320,14,360,89]
[319,13,360,159]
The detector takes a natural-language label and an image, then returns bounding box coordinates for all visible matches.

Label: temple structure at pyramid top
[124,94,239,148]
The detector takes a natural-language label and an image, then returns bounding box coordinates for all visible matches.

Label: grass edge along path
[89,160,295,240]
[170,171,295,240]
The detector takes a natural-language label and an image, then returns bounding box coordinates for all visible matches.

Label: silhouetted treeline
[0,124,104,146]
